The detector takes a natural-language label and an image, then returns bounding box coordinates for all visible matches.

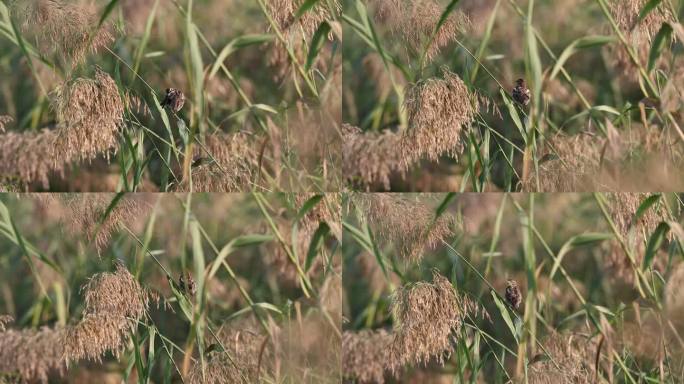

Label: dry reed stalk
[342,329,394,384]
[374,0,468,61]
[355,194,454,262]
[388,271,478,373]
[0,263,148,383]
[18,0,114,66]
[178,132,257,192]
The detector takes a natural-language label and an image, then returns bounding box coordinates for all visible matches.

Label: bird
[160,88,186,113]
[511,78,531,106]
[505,279,522,309]
[178,271,196,296]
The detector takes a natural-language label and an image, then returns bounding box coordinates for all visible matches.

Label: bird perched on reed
[179,271,196,296]
[512,78,531,106]
[160,88,186,113]
[505,279,522,309]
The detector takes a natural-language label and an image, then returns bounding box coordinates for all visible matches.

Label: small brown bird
[178,271,196,296]
[512,78,531,106]
[160,88,185,113]
[505,279,522,309]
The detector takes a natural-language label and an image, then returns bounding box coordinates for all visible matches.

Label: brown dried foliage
[342,329,394,384]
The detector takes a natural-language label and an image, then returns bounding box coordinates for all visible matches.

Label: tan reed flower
[606,0,674,78]
[188,321,268,384]
[0,263,148,383]
[603,193,671,285]
[527,333,594,384]
[64,262,148,362]
[388,271,478,373]
[355,194,454,262]
[179,132,257,192]
[0,116,12,132]
[52,69,124,163]
[0,324,67,383]
[0,129,60,188]
[18,0,114,66]
[342,123,408,191]
[265,0,340,79]
[374,0,468,61]
[36,194,149,253]
[403,68,478,162]
[0,69,124,189]
[342,329,394,384]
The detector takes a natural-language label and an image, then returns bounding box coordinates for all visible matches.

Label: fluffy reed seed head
[37,194,148,253]
[607,0,674,77]
[265,0,340,79]
[0,324,67,383]
[189,322,268,384]
[52,69,124,163]
[375,0,468,61]
[342,329,394,384]
[180,132,256,192]
[527,333,594,384]
[356,194,454,262]
[0,129,59,188]
[403,68,478,162]
[64,262,148,362]
[388,271,477,372]
[0,263,147,383]
[342,124,408,191]
[0,70,124,189]
[19,0,114,66]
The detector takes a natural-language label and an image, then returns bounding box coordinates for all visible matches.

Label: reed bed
[343,0,684,192]
[343,192,684,382]
[0,192,341,383]
[0,0,341,192]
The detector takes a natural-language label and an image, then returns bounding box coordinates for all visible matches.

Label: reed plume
[607,0,674,77]
[342,329,394,384]
[355,194,454,262]
[343,69,478,190]
[374,0,468,61]
[179,132,257,192]
[18,0,114,66]
[0,70,124,189]
[527,333,594,384]
[0,263,148,383]
[403,68,478,162]
[388,271,477,372]
[36,194,149,253]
